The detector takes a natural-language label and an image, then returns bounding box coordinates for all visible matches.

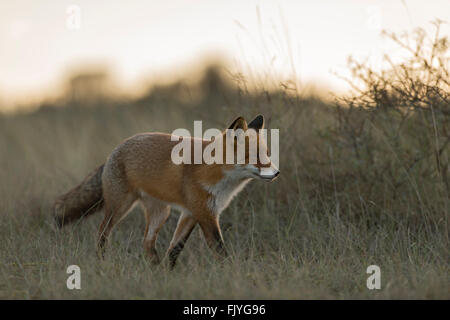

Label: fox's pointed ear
[248,114,265,130]
[227,116,248,130]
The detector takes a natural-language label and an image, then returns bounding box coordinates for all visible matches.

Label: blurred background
[0,1,449,299]
[0,0,448,111]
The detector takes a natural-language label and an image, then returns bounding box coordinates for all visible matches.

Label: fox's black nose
[273,170,280,178]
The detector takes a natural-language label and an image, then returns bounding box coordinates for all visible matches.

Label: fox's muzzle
[259,166,280,181]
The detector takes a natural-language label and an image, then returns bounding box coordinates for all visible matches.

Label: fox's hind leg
[141,195,170,264]
[97,191,137,258]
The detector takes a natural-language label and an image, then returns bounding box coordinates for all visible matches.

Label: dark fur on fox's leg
[166,215,196,269]
[169,241,186,269]
[199,218,229,261]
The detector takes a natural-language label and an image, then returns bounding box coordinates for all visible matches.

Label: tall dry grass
[0,24,448,299]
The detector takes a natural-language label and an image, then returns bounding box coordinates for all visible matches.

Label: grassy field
[0,27,449,299]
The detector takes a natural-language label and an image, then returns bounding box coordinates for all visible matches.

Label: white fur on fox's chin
[259,166,278,179]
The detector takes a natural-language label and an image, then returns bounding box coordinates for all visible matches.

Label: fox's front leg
[198,214,228,260]
[166,212,197,269]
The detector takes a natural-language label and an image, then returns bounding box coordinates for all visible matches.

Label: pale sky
[0,0,449,109]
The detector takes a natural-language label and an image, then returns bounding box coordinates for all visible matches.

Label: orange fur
[54,115,279,267]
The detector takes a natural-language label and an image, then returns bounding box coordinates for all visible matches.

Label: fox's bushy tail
[54,164,105,227]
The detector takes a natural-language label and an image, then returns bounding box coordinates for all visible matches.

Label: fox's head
[219,115,280,182]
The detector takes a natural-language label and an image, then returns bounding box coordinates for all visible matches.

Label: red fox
[54,115,279,267]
